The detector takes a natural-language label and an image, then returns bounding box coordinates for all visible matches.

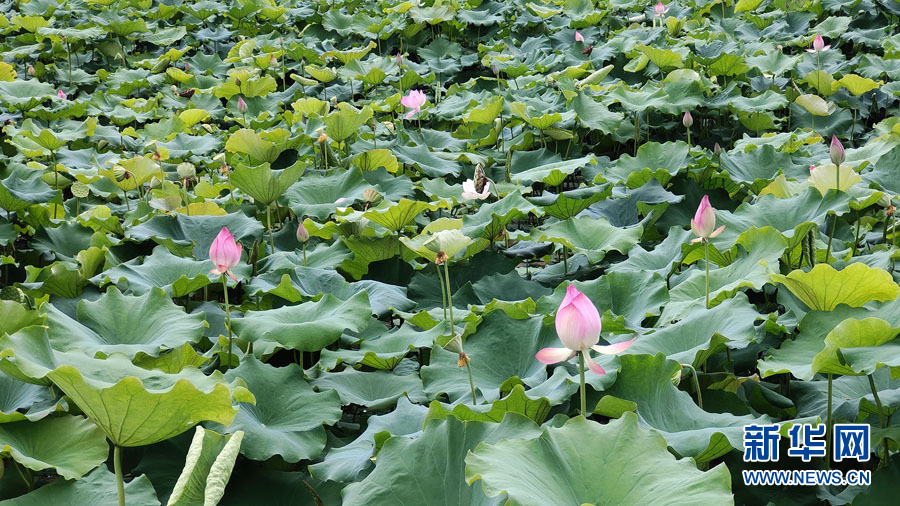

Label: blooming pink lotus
[654,2,669,16]
[209,227,242,281]
[806,35,830,53]
[536,284,634,375]
[575,31,584,43]
[461,179,491,200]
[401,89,426,119]
[690,195,725,243]
[57,89,67,99]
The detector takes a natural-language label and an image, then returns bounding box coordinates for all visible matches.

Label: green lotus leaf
[728,90,787,113]
[466,413,734,506]
[837,74,880,95]
[422,312,556,403]
[426,384,550,425]
[309,397,427,483]
[770,263,899,311]
[808,162,862,193]
[0,467,160,505]
[718,144,808,194]
[511,153,595,186]
[811,317,900,376]
[0,415,108,479]
[363,198,440,232]
[318,321,442,371]
[324,103,374,142]
[126,212,265,258]
[0,300,44,336]
[601,141,690,188]
[280,167,370,220]
[91,245,215,297]
[232,291,371,354]
[100,155,165,191]
[45,286,206,357]
[625,293,764,367]
[535,215,642,264]
[230,160,303,206]
[636,45,684,70]
[0,372,60,422]
[353,149,399,173]
[0,166,56,212]
[661,227,787,321]
[208,356,341,462]
[167,426,243,506]
[0,327,253,446]
[594,354,781,464]
[224,129,282,164]
[342,414,540,505]
[795,94,832,116]
[310,367,428,410]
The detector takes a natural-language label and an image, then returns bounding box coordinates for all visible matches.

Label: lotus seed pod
[177,162,196,180]
[0,286,26,304]
[71,182,90,199]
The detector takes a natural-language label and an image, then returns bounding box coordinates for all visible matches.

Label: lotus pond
[2,0,900,504]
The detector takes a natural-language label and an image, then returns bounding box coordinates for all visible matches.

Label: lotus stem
[704,240,710,309]
[443,262,454,337]
[826,213,836,261]
[64,37,73,87]
[465,360,476,404]
[114,445,125,506]
[302,243,307,266]
[266,205,275,253]
[867,374,890,466]
[579,352,587,416]
[682,363,703,409]
[222,275,233,371]
[826,373,833,470]
[436,262,447,320]
[562,246,568,274]
[835,161,840,192]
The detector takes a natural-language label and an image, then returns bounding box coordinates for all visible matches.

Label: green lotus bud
[176,162,196,180]
[113,167,127,182]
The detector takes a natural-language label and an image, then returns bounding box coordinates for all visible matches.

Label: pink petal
[536,347,576,364]
[690,237,703,244]
[227,270,239,282]
[806,48,816,53]
[592,338,635,355]
[709,224,725,238]
[583,352,606,375]
[405,109,415,119]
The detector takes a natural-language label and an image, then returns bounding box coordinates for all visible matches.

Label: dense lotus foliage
[3,0,900,504]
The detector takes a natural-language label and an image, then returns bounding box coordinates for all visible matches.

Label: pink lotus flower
[690,195,725,243]
[237,96,248,114]
[654,2,669,16]
[810,165,816,172]
[296,222,309,243]
[57,89,67,99]
[830,135,845,165]
[536,284,634,375]
[575,31,584,43]
[461,179,490,200]
[401,89,426,119]
[209,227,242,281]
[683,110,693,128]
[806,35,830,53]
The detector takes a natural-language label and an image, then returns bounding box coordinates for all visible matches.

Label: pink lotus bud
[396,53,403,65]
[57,89,67,99]
[830,135,845,165]
[574,31,584,43]
[209,227,242,281]
[235,77,241,87]
[690,195,725,243]
[26,65,34,76]
[806,35,831,53]
[400,89,426,119]
[654,2,669,16]
[714,143,722,156]
[296,222,309,243]
[184,61,190,72]
[270,54,278,67]
[536,284,634,375]
[683,110,693,128]
[237,96,248,114]
[809,165,816,172]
